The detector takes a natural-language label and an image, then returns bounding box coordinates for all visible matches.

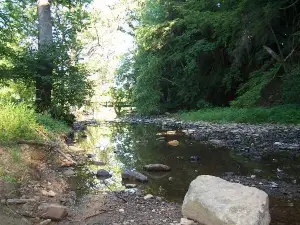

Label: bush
[0,101,69,143]
[36,113,69,134]
[0,101,38,142]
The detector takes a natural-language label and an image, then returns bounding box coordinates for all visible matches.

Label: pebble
[125,184,137,188]
[119,208,125,213]
[144,194,153,200]
[156,196,162,201]
[41,190,56,197]
[250,175,256,179]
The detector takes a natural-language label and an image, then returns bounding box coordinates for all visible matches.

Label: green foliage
[231,64,281,107]
[133,53,162,114]
[116,0,300,114]
[36,113,69,134]
[0,100,69,143]
[283,65,300,105]
[0,0,94,122]
[196,99,213,109]
[0,101,38,143]
[180,106,300,124]
[3,175,18,183]
[10,147,21,163]
[109,87,132,116]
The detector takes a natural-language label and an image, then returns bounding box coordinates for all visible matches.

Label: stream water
[69,123,300,225]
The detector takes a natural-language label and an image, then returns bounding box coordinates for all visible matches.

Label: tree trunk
[36,0,53,112]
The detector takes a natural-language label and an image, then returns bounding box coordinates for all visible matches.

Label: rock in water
[168,140,179,146]
[182,175,270,225]
[96,169,112,178]
[122,170,148,182]
[144,164,171,172]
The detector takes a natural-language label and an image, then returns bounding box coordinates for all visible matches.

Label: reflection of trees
[76,123,257,202]
[110,123,167,171]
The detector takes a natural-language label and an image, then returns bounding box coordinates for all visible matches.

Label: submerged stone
[168,140,179,146]
[144,164,171,172]
[96,169,112,179]
[122,170,148,182]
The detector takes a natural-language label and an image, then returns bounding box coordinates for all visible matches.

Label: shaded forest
[116,0,300,114]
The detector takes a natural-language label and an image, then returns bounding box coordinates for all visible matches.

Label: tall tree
[36,0,53,111]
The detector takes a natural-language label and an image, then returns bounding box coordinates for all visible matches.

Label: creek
[69,122,300,225]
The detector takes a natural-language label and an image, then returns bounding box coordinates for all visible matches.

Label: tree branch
[280,0,299,10]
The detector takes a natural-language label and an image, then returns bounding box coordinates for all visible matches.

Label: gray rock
[87,153,96,158]
[96,169,112,178]
[63,168,75,176]
[122,170,148,182]
[179,218,196,225]
[182,175,270,225]
[144,164,171,172]
[144,194,153,200]
[38,203,68,221]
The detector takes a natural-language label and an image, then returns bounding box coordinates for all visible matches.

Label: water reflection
[69,123,300,224]
[72,123,247,201]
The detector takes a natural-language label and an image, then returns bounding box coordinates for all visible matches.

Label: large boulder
[182,175,270,225]
[144,164,171,172]
[122,170,148,182]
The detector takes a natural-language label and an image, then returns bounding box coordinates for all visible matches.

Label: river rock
[144,164,171,172]
[122,170,148,182]
[38,203,68,221]
[96,169,112,178]
[144,194,153,200]
[179,218,196,225]
[63,168,75,176]
[167,131,176,135]
[168,140,179,146]
[87,153,96,158]
[182,175,270,225]
[125,184,137,188]
[41,190,56,197]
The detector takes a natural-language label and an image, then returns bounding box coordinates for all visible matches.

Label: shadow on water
[69,123,300,225]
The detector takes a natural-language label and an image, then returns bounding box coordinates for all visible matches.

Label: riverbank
[119,115,300,159]
[2,112,300,224]
[179,106,300,124]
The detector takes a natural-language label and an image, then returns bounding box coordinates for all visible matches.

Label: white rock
[182,175,270,225]
[41,190,56,197]
[144,194,153,200]
[119,208,125,213]
[180,218,195,225]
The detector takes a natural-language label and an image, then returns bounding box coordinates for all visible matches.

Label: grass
[179,106,300,124]
[10,147,20,162]
[0,101,69,144]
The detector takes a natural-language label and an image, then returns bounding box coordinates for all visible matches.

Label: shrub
[0,101,37,143]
